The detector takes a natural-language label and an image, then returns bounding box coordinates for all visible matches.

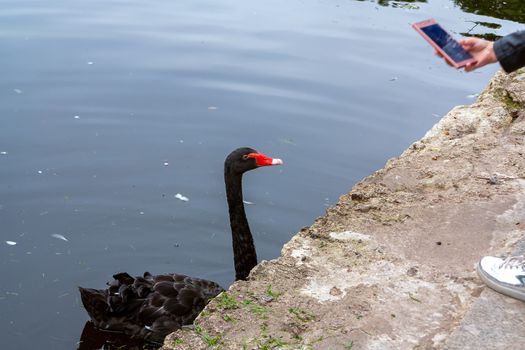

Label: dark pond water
[0,0,523,349]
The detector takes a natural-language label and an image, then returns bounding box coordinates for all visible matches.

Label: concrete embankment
[162,69,525,350]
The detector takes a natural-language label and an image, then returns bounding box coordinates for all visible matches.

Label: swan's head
[225,147,283,175]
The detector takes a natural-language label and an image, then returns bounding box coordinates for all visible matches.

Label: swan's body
[79,148,282,344]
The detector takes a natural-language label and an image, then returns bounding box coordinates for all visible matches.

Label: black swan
[78,148,283,344]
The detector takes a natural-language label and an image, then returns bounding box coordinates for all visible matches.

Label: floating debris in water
[74,115,80,119]
[175,193,189,202]
[87,61,94,65]
[389,77,398,81]
[0,151,7,155]
[13,89,22,94]
[280,138,297,146]
[139,211,145,215]
[243,200,254,205]
[37,170,43,174]
[471,21,502,30]
[5,241,17,246]
[51,233,69,242]
[208,106,218,110]
[392,2,419,9]
[163,161,169,166]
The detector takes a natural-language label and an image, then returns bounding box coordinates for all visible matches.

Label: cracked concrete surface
[162,69,525,349]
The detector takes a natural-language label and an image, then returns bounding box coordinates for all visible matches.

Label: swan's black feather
[79,273,224,344]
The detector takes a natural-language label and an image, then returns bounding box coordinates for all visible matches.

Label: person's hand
[435,37,498,72]
[459,37,498,72]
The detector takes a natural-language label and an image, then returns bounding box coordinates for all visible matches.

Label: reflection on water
[455,0,524,40]
[454,0,525,24]
[78,322,157,350]
[357,0,428,8]
[360,0,525,23]
[361,0,523,39]
[460,21,504,41]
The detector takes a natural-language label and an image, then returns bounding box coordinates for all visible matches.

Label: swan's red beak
[247,153,283,167]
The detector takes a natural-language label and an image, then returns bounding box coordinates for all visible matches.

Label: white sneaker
[477,255,525,302]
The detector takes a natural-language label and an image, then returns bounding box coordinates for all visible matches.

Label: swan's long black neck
[225,171,257,281]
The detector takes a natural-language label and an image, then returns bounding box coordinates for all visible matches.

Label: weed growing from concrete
[288,307,316,322]
[215,292,239,310]
[265,285,280,300]
[222,313,234,322]
[194,323,222,348]
[170,338,184,347]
